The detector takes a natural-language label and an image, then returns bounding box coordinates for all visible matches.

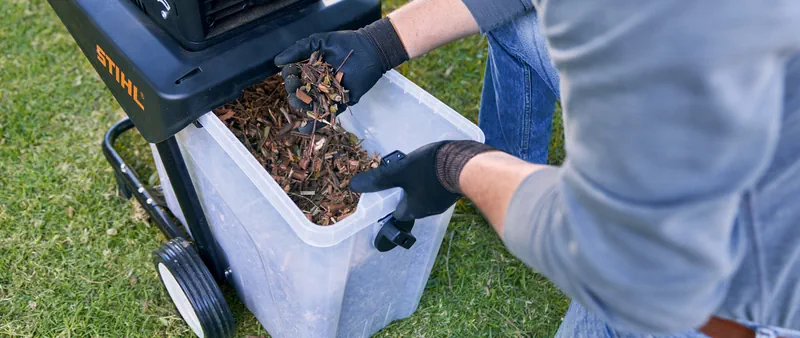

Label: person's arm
[275,0,534,108]
[386,0,536,57]
[460,0,799,334]
[458,151,544,232]
[387,0,478,58]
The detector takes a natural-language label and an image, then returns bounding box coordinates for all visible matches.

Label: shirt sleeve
[502,0,800,334]
[460,0,534,33]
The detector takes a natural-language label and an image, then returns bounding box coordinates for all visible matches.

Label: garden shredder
[47,1,484,337]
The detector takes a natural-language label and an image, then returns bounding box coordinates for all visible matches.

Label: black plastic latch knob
[375,215,416,252]
[373,150,416,252]
[380,150,406,166]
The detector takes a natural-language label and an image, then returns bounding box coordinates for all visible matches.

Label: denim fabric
[556,301,800,338]
[461,0,535,33]
[479,10,560,164]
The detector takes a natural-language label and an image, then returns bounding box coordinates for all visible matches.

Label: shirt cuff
[502,166,560,269]
[461,0,535,33]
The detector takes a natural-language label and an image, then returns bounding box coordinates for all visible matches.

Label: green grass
[0,0,568,337]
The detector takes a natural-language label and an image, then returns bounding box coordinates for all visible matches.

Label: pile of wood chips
[214,51,380,225]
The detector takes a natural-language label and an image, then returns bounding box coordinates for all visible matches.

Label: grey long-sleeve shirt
[496,0,800,334]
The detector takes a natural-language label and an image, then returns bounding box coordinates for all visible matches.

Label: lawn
[0,0,569,337]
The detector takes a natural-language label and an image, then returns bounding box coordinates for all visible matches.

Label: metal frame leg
[155,135,228,281]
[102,118,184,240]
[103,117,228,281]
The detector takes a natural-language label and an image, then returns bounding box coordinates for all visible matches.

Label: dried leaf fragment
[216,108,236,121]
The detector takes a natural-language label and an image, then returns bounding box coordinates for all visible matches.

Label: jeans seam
[521,60,533,159]
[745,193,769,323]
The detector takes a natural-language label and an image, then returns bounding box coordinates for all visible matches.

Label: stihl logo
[96,45,145,111]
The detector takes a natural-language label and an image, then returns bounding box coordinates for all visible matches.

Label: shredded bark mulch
[214,51,379,226]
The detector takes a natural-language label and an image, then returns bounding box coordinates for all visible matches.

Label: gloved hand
[274,17,409,110]
[350,140,497,221]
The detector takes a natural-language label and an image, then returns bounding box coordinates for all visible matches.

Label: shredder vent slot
[132,0,147,13]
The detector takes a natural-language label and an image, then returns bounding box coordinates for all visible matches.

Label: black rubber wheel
[153,238,235,338]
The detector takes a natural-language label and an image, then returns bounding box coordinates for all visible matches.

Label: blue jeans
[480,10,560,164]
[556,301,800,338]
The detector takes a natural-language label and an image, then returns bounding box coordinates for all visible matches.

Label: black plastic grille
[131,0,147,14]
[204,0,251,25]
[204,0,309,38]
[128,0,313,44]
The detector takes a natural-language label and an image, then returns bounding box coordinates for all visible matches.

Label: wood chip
[327,203,345,213]
[296,88,313,105]
[299,157,310,170]
[314,137,327,152]
[291,170,308,181]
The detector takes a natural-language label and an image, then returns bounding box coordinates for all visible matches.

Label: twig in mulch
[214,51,379,225]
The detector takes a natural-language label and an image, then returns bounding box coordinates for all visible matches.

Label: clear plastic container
[151,70,484,338]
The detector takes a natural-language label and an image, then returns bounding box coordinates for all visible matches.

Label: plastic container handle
[373,151,417,252]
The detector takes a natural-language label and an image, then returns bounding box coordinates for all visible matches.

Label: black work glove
[350,141,497,221]
[274,17,409,110]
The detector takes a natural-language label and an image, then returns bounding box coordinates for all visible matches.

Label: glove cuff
[361,17,410,73]
[436,141,498,194]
